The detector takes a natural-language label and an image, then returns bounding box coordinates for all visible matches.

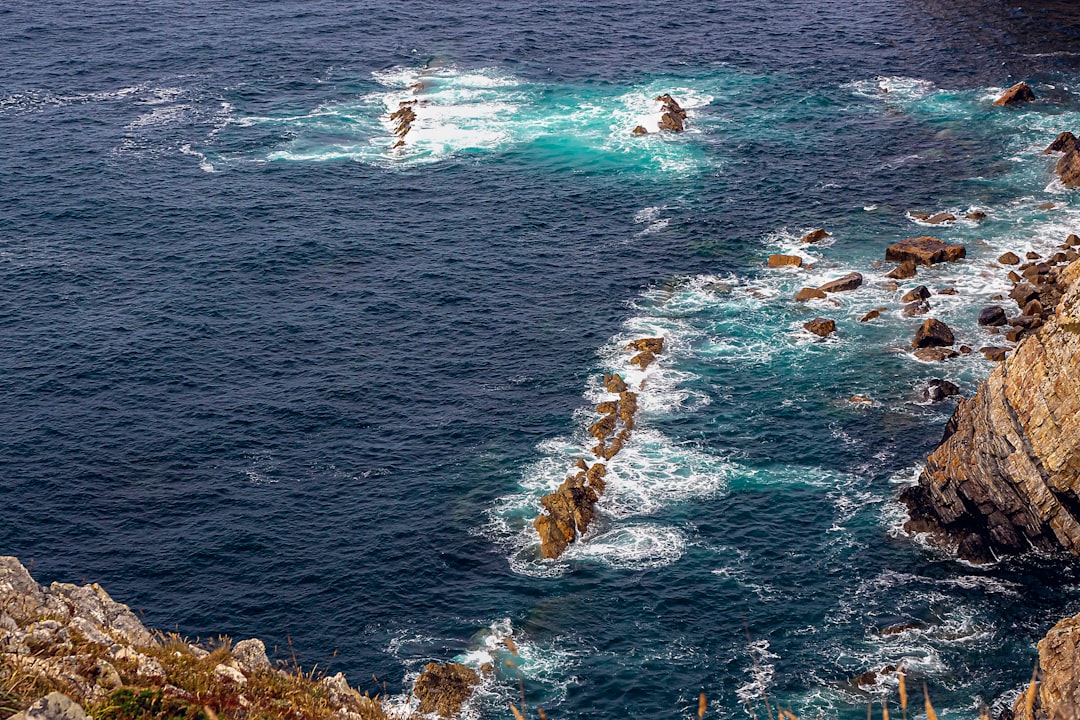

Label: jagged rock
[853,665,897,688]
[913,347,959,362]
[980,346,1009,361]
[626,337,664,354]
[901,259,1080,563]
[979,306,1008,326]
[618,390,638,429]
[999,252,1021,265]
[630,350,656,370]
[803,318,836,337]
[800,228,830,244]
[1069,235,1080,247]
[903,301,930,317]
[603,373,627,393]
[1028,251,1043,260]
[885,261,917,279]
[1011,283,1041,307]
[1013,612,1080,720]
[912,318,955,348]
[921,379,960,403]
[9,693,87,720]
[1057,149,1080,187]
[849,395,873,405]
[993,81,1036,106]
[795,287,827,302]
[901,285,931,303]
[587,414,617,440]
[860,308,887,322]
[596,401,618,415]
[631,125,648,135]
[1046,132,1079,155]
[966,210,987,221]
[886,236,966,265]
[1024,299,1045,317]
[659,113,684,132]
[818,272,863,293]
[232,638,271,674]
[533,514,570,559]
[413,662,480,718]
[768,254,803,268]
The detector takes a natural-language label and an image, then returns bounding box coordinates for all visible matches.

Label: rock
[979,345,1009,361]
[901,285,931,303]
[1041,202,1058,210]
[979,306,1008,326]
[993,81,1036,106]
[631,125,648,135]
[1012,612,1080,720]
[800,228,831,244]
[629,350,656,370]
[960,345,972,354]
[885,261,917,279]
[913,347,959,362]
[618,390,638,429]
[1024,299,1045,316]
[966,210,987,221]
[232,638,271,674]
[921,379,960,403]
[803,318,836,337]
[849,395,873,405]
[1069,234,1080,247]
[886,236,966,265]
[795,287,827,302]
[926,212,956,224]
[215,663,247,685]
[413,662,480,718]
[533,514,570,559]
[655,94,687,119]
[768,254,803,268]
[817,272,863,293]
[587,413,616,440]
[913,318,955,348]
[1027,251,1042,260]
[937,287,957,295]
[13,693,88,720]
[859,308,887,322]
[626,337,664,354]
[999,252,1021,265]
[603,373,627,393]
[903,301,930,317]
[1056,149,1080,186]
[901,259,1080,563]
[658,112,684,132]
[853,665,897,688]
[1046,131,1079,155]
[1010,283,1041,307]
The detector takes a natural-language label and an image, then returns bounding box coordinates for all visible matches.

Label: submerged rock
[885,260,917,279]
[795,287,827,302]
[993,81,1036,106]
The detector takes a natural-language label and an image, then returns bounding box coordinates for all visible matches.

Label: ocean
[4,1,1080,718]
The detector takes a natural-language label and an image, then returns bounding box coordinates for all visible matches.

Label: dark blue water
[5,2,1080,718]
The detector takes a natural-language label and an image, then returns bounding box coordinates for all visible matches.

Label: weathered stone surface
[980,345,1009,362]
[999,251,1021,265]
[921,379,960,403]
[913,347,959,362]
[901,285,931,303]
[885,260,918,279]
[886,236,966,266]
[902,300,930,317]
[768,254,803,268]
[912,318,955,348]
[656,94,687,132]
[413,662,480,718]
[925,212,956,224]
[993,81,1036,106]
[800,228,830,244]
[603,373,627,393]
[10,692,87,720]
[795,287,827,302]
[901,258,1080,563]
[966,210,988,221]
[232,638,271,674]
[1057,149,1080,187]
[803,318,836,337]
[859,308,887,322]
[626,337,664,354]
[1013,612,1080,720]
[1046,131,1079,155]
[631,125,648,135]
[979,306,1008,326]
[817,272,863,293]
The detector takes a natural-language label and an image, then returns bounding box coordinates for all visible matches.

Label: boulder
[413,662,481,718]
[768,254,803,268]
[658,112,684,132]
[626,337,664,354]
[901,285,931,303]
[926,212,956,224]
[817,272,863,293]
[1069,234,1080,247]
[859,308,887,322]
[630,350,656,370]
[992,81,1036,106]
[1010,283,1041,307]
[979,346,1009,361]
[1023,299,1044,316]
[937,287,958,295]
[921,379,960,403]
[795,287,827,302]
[1045,131,1079,155]
[631,126,648,135]
[885,236,966,265]
[595,401,618,415]
[1027,251,1042,260]
[999,251,1021,265]
[901,258,1080,563]
[966,210,988,221]
[1056,149,1080,186]
[978,306,1008,326]
[902,301,930,317]
[232,638,271,674]
[912,318,955,348]
[913,347,959,362]
[800,228,831,244]
[10,693,87,720]
[655,94,687,118]
[803,318,836,337]
[534,514,570,559]
[885,261,917,279]
[603,373,627,393]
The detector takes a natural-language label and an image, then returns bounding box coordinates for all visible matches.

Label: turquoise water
[5,3,1080,719]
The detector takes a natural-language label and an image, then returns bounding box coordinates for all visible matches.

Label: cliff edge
[901,257,1080,564]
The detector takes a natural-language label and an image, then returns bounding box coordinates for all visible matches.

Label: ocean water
[4,2,1080,719]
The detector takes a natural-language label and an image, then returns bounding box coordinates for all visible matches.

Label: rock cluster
[533,337,664,559]
[389,101,417,148]
[656,94,687,132]
[900,255,1080,564]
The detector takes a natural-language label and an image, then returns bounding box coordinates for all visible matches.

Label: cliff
[901,257,1080,564]
[1012,611,1080,720]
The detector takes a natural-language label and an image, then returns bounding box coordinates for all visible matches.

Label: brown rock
[1008,270,1022,283]
[1041,202,1058,210]
[960,345,972,354]
[926,212,956,224]
[1012,612,1080,720]
[913,318,955,348]
[817,272,863,293]
[1045,131,1079,155]
[588,414,617,440]
[1027,251,1042,260]
[626,337,664,354]
[413,662,480,718]
[979,306,1008,326]
[1069,234,1080,247]
[901,258,1080,563]
[913,347,959,362]
[999,252,1021,265]
[1010,283,1041,307]
[795,287,828,302]
[992,81,1036,106]
[1057,149,1080,187]
[849,395,873,405]
[937,287,957,295]
[603,373,627,393]
[966,210,987,221]
[903,301,930,317]
[901,285,931,303]
[885,261,918,279]
[886,236,966,266]
[859,308,887,322]
[659,112,684,132]
[804,318,836,337]
[1023,299,1044,316]
[596,401,618,415]
[768,254,803,268]
[655,94,687,118]
[576,457,589,471]
[618,391,638,429]
[1053,252,1069,264]
[631,125,648,135]
[630,350,656,370]
[800,228,831,244]
[979,346,1009,361]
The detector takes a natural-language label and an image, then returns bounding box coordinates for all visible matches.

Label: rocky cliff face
[1012,612,1080,720]
[901,258,1080,564]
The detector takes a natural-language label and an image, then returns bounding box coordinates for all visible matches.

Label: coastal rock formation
[768,254,803,268]
[800,228,830,244]
[656,94,687,132]
[1045,130,1080,186]
[886,236,966,266]
[795,287,827,302]
[912,318,954,348]
[389,101,418,148]
[412,662,480,718]
[803,318,836,337]
[818,272,863,293]
[1013,612,1080,720]
[901,258,1080,563]
[993,81,1036,107]
[533,338,665,559]
[886,261,917,280]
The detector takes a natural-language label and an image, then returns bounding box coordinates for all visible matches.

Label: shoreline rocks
[885,236,966,266]
[993,81,1036,107]
[656,94,687,133]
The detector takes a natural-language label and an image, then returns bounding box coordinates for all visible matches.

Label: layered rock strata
[533,337,664,559]
[1012,612,1080,720]
[900,257,1080,563]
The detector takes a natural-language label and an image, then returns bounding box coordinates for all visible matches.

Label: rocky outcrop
[886,236,966,266]
[901,258,1080,563]
[1013,612,1080,720]
[768,254,803,268]
[803,318,836,337]
[818,272,863,293]
[800,228,830,244]
[412,662,480,718]
[655,94,687,132]
[1046,131,1080,187]
[993,81,1036,107]
[389,101,418,148]
[533,337,665,559]
[912,318,954,349]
